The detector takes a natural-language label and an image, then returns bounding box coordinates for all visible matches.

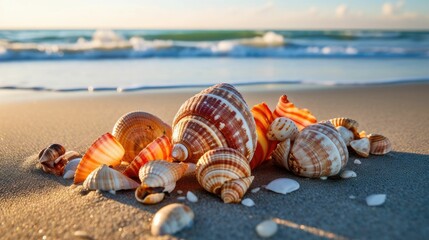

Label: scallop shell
[290,123,349,178]
[123,135,172,178]
[83,164,139,191]
[273,95,317,130]
[336,126,354,146]
[196,148,253,203]
[350,137,370,157]
[151,203,194,236]
[171,83,257,163]
[272,139,291,170]
[267,117,299,142]
[112,111,172,163]
[38,144,66,167]
[328,117,360,139]
[249,102,278,169]
[74,133,124,183]
[368,134,392,155]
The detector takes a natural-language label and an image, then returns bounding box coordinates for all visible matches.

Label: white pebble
[241,198,255,207]
[340,170,357,179]
[265,178,299,195]
[186,191,198,203]
[366,194,386,206]
[320,176,328,180]
[177,196,186,201]
[177,190,183,194]
[349,195,356,199]
[251,187,261,193]
[354,159,362,165]
[256,220,278,238]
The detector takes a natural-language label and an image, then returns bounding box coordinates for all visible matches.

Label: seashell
[336,126,354,146]
[83,164,139,191]
[359,131,367,138]
[366,194,387,206]
[54,151,81,165]
[354,159,362,165]
[171,83,257,163]
[265,178,299,195]
[340,170,357,179]
[112,111,172,163]
[196,148,254,203]
[272,139,291,170]
[38,144,66,167]
[328,117,360,139]
[256,220,278,238]
[241,198,255,207]
[63,158,82,179]
[151,203,194,236]
[186,191,198,203]
[251,187,261,193]
[267,117,299,141]
[74,133,124,183]
[350,137,370,157]
[135,161,188,204]
[273,95,317,130]
[136,192,165,205]
[368,134,392,155]
[289,123,349,178]
[123,135,172,178]
[249,103,278,169]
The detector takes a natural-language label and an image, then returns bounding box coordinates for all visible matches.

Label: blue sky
[0,0,428,29]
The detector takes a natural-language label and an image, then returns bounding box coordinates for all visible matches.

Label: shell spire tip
[172,143,188,162]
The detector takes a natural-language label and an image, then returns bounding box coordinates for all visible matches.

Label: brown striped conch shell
[171,83,257,163]
[83,164,139,191]
[249,102,278,169]
[38,144,66,167]
[151,203,194,236]
[350,137,370,157]
[272,139,292,170]
[368,134,392,155]
[267,117,299,142]
[196,148,254,203]
[74,133,124,183]
[123,135,172,178]
[328,117,360,139]
[135,160,188,204]
[336,126,354,146]
[273,95,317,130]
[290,123,348,178]
[112,111,172,163]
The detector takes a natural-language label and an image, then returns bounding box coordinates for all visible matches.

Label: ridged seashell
[137,192,166,205]
[63,158,81,179]
[290,123,349,178]
[151,203,194,236]
[350,137,370,157]
[38,144,66,167]
[171,83,257,163]
[368,134,392,155]
[74,133,124,183]
[336,126,354,146]
[83,164,139,191]
[272,139,292,170]
[267,117,299,142]
[112,111,172,163]
[123,135,172,178]
[249,102,278,170]
[273,95,317,130]
[328,117,360,139]
[135,161,188,204]
[196,148,253,203]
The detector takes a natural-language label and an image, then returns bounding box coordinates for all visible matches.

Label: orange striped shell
[172,83,257,163]
[328,117,360,139]
[74,133,124,183]
[273,95,317,130]
[123,135,172,178]
[368,134,392,155]
[249,102,278,170]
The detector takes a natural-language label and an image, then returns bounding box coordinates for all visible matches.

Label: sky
[0,0,428,30]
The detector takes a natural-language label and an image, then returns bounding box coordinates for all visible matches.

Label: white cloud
[336,4,348,18]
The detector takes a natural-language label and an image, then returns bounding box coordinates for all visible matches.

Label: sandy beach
[0,83,428,240]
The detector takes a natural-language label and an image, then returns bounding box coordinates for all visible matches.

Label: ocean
[1,29,428,92]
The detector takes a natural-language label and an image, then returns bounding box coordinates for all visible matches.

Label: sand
[0,83,428,239]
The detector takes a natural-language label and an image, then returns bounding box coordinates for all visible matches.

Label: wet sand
[0,83,428,239]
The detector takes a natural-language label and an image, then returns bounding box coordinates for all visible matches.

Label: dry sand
[0,83,428,239]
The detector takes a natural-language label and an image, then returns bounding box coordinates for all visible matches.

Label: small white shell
[256,220,278,238]
[354,159,362,165]
[350,137,370,157]
[63,158,81,179]
[340,170,357,179]
[251,187,261,193]
[265,178,299,195]
[241,198,255,207]
[151,203,194,236]
[336,126,354,146]
[186,191,198,203]
[366,194,386,206]
[266,117,299,141]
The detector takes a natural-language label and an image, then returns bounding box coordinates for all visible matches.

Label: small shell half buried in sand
[265,178,300,195]
[151,203,194,236]
[340,170,357,179]
[366,194,387,206]
[256,220,278,238]
[241,198,255,207]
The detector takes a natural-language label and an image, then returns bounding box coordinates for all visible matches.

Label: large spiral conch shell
[83,164,139,191]
[273,95,317,130]
[123,135,172,178]
[74,133,124,183]
[171,83,257,163]
[249,102,278,169]
[289,123,348,178]
[135,160,188,204]
[196,148,254,203]
[112,111,172,163]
